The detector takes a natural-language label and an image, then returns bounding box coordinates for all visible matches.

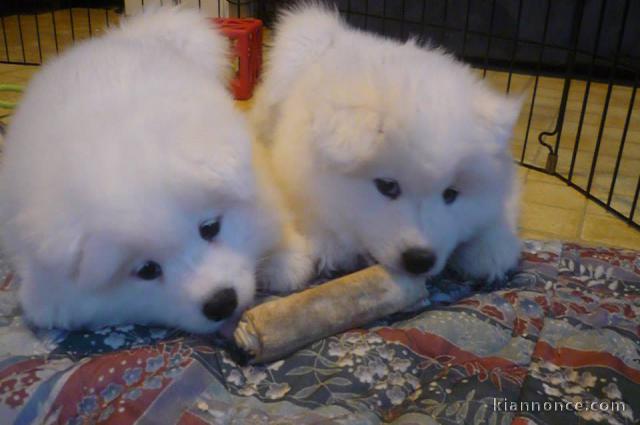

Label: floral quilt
[0,240,638,424]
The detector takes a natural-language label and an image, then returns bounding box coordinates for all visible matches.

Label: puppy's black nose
[202,288,237,321]
[402,248,436,275]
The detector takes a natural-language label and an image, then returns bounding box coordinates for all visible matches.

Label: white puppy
[253,5,522,292]
[0,7,282,333]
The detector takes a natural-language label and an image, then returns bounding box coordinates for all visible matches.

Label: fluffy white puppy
[253,5,522,291]
[0,7,282,333]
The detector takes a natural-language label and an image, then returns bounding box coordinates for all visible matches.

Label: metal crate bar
[585,0,631,196]
[521,0,552,164]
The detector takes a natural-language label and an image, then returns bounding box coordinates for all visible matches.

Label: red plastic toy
[211,18,263,100]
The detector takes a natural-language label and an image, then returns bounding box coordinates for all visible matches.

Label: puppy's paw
[450,224,521,283]
[258,250,315,293]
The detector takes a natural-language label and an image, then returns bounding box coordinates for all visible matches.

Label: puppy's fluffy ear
[473,85,523,152]
[266,4,342,95]
[311,105,384,172]
[70,234,124,290]
[251,4,342,141]
[117,6,229,82]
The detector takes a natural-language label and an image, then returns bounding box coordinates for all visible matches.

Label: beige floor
[1,10,639,250]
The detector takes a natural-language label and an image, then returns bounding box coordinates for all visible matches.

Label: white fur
[253,5,522,291]
[0,7,282,333]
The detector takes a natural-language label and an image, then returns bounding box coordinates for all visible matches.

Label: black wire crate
[1,0,639,229]
[0,0,258,66]
[260,0,640,229]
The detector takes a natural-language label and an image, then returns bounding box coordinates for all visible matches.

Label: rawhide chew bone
[233,265,428,364]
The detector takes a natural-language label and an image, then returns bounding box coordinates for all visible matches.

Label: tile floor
[1,9,639,250]
[0,9,119,64]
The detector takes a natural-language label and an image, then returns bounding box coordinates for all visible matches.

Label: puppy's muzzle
[402,248,436,275]
[202,288,237,321]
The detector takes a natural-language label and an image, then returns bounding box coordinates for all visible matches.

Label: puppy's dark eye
[199,217,222,242]
[374,178,401,200]
[136,261,162,280]
[443,188,459,204]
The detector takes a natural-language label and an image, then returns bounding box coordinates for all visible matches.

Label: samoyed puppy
[0,7,283,333]
[253,5,522,292]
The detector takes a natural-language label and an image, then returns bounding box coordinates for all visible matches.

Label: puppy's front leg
[259,228,316,293]
[449,219,521,282]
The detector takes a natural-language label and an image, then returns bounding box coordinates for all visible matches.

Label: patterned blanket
[0,240,638,424]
